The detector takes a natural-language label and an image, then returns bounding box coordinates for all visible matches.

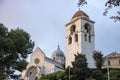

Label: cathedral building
[21,9,95,80]
[21,46,65,80]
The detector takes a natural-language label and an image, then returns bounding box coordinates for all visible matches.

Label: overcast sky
[0,0,120,58]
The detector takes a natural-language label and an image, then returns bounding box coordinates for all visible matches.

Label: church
[21,9,95,80]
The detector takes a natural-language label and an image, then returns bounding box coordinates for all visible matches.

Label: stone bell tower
[65,9,95,68]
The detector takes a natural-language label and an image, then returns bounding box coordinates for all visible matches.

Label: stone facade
[102,52,120,68]
[65,10,95,68]
[21,47,63,80]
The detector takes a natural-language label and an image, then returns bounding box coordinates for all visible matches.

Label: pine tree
[93,51,103,70]
[71,52,90,80]
[0,23,34,79]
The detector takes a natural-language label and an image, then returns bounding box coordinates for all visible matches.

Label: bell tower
[65,9,95,68]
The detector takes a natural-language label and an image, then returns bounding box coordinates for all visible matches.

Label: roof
[45,57,63,69]
[71,9,89,20]
[52,45,65,58]
[104,52,120,59]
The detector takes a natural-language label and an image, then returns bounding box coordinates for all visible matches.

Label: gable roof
[104,52,120,59]
[31,47,45,57]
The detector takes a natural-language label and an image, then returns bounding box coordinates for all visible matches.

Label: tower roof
[71,9,89,20]
[52,45,65,58]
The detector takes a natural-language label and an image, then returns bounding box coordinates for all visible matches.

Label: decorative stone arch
[26,66,37,76]
[25,66,38,80]
[84,23,91,33]
[70,25,76,34]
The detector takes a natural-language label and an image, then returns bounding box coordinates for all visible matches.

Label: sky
[0,0,120,59]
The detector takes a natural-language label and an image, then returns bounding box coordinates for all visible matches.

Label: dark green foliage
[0,23,34,79]
[56,71,67,80]
[8,28,34,58]
[103,68,120,80]
[39,71,69,80]
[40,71,61,80]
[15,59,28,72]
[85,78,96,80]
[47,73,56,80]
[40,75,49,80]
[71,53,90,80]
[65,66,73,75]
[93,51,103,70]
[109,70,120,80]
[91,69,104,80]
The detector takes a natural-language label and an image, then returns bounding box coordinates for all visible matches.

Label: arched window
[84,34,87,41]
[75,34,78,42]
[89,35,91,42]
[68,37,72,44]
[84,23,91,33]
[70,25,76,34]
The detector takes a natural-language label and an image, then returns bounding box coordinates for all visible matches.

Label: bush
[91,70,104,80]
[110,70,120,80]
[85,78,96,80]
[56,71,66,80]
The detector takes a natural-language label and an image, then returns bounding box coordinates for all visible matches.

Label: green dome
[52,45,65,58]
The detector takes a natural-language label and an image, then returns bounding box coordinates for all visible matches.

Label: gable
[30,47,45,63]
[104,52,120,59]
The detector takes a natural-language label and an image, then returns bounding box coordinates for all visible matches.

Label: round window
[35,58,39,64]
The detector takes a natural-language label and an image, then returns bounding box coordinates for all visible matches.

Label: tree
[15,59,28,72]
[78,0,120,21]
[71,53,90,80]
[0,23,34,79]
[93,51,103,70]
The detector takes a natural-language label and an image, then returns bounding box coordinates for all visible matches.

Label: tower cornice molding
[66,17,95,27]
